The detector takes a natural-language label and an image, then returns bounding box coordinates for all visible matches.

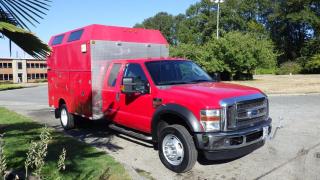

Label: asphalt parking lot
[0,85,319,180]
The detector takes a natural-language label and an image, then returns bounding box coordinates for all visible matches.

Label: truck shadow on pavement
[29,109,245,166]
[197,153,246,165]
[60,117,154,152]
[27,109,125,153]
[68,117,245,166]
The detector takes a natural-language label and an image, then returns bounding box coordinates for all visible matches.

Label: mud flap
[54,108,60,119]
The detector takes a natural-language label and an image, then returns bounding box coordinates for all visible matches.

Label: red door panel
[101,63,123,122]
[115,63,154,133]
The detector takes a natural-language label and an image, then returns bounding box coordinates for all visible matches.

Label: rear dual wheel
[158,125,198,173]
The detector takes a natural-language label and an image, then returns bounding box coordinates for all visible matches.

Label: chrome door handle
[116,92,120,102]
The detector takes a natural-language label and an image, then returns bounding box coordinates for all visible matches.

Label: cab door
[116,63,154,133]
[101,63,123,121]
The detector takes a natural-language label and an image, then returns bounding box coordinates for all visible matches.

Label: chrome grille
[227,97,268,130]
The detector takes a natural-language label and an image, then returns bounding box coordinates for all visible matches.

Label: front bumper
[194,118,272,160]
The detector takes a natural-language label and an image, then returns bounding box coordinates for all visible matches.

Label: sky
[0,0,199,58]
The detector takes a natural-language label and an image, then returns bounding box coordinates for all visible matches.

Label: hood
[159,82,263,107]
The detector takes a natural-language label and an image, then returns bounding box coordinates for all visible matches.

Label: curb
[267,92,320,97]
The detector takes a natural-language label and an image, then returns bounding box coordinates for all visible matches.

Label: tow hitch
[268,117,284,140]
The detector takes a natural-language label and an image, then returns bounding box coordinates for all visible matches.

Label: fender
[151,103,203,141]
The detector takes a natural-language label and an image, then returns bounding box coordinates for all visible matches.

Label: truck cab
[102,58,271,172]
[48,24,272,173]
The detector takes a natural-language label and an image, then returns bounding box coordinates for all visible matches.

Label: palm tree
[0,0,51,58]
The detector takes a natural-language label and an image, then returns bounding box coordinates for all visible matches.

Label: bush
[255,68,276,75]
[303,54,320,74]
[33,79,48,83]
[204,32,277,80]
[170,31,278,80]
[170,43,201,60]
[170,43,228,75]
[276,62,302,75]
[25,126,52,178]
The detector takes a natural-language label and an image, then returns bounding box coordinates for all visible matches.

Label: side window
[67,29,84,42]
[107,63,121,87]
[124,64,147,83]
[52,34,64,45]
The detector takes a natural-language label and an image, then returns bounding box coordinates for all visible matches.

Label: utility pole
[216,1,220,39]
[210,0,224,39]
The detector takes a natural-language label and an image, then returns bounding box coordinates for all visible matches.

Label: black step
[109,124,152,141]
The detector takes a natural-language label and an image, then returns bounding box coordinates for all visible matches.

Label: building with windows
[0,58,47,83]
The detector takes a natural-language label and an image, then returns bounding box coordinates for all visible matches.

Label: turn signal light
[200,109,221,132]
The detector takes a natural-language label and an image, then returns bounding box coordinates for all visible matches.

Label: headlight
[200,109,221,132]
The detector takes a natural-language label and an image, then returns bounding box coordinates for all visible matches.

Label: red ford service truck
[47,24,272,173]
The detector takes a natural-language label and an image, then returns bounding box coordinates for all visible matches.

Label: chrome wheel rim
[60,108,68,127]
[162,134,184,166]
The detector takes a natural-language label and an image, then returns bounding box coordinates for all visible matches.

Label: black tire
[59,104,75,130]
[158,125,198,173]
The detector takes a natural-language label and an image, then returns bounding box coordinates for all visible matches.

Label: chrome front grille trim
[220,93,268,131]
[237,104,267,120]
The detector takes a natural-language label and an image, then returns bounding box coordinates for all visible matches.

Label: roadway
[0,85,319,180]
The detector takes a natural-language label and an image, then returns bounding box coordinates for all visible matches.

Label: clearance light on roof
[81,44,87,53]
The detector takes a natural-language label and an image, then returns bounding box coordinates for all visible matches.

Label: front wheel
[158,125,198,173]
[59,104,75,130]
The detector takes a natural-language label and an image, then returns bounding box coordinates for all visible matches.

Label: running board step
[109,124,152,141]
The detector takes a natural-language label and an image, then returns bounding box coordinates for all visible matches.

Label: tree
[220,0,272,34]
[136,0,320,74]
[267,0,320,63]
[0,0,51,58]
[134,12,176,44]
[304,54,320,73]
[178,0,216,44]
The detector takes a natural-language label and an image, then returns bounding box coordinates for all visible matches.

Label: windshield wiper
[188,79,214,83]
[158,79,213,85]
[158,81,189,85]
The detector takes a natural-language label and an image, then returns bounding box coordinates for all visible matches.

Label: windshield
[145,60,213,86]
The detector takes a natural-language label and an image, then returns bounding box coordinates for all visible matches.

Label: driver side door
[116,63,154,133]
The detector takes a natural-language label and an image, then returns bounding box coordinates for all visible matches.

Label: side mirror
[210,73,221,82]
[122,77,149,94]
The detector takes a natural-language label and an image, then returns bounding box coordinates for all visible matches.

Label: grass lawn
[0,83,24,91]
[229,74,320,94]
[0,107,130,180]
